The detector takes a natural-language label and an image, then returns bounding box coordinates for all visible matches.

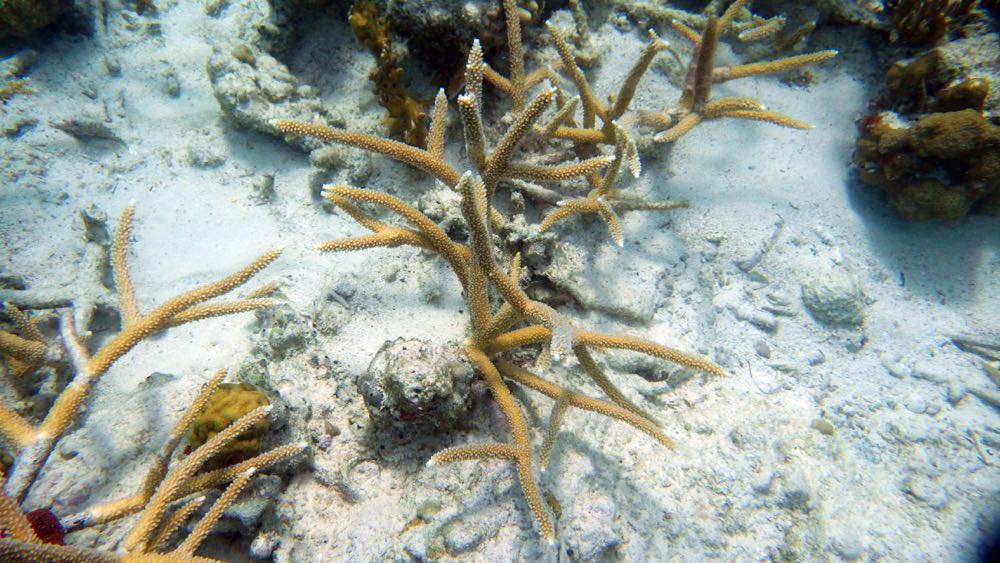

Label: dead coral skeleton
[272,1,727,540]
[0,205,301,560]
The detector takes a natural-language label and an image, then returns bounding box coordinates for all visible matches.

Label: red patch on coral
[398,409,419,422]
[25,508,64,545]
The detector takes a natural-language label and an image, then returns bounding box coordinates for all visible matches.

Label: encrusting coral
[348,0,429,148]
[0,205,304,560]
[854,109,1000,221]
[853,0,998,221]
[273,0,727,541]
[188,382,270,465]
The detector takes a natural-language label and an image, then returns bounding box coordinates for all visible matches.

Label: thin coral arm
[458,94,487,172]
[487,325,551,354]
[465,342,553,540]
[496,360,674,449]
[427,88,449,160]
[458,175,549,325]
[713,109,812,129]
[483,88,555,196]
[653,112,702,143]
[111,203,141,327]
[325,193,391,233]
[671,19,701,44]
[548,126,609,144]
[482,64,513,95]
[714,50,838,82]
[62,372,228,530]
[122,405,271,553]
[718,0,751,31]
[680,15,719,111]
[574,344,657,425]
[539,390,571,469]
[0,539,119,562]
[271,119,461,187]
[460,40,488,171]
[0,405,34,450]
[502,0,525,109]
[322,185,468,283]
[505,156,613,183]
[84,247,282,377]
[609,30,667,120]
[574,330,725,376]
[318,230,431,253]
[429,443,519,464]
[175,468,256,557]
[703,97,765,113]
[179,442,306,498]
[539,96,580,137]
[596,197,624,246]
[0,491,39,542]
[738,16,785,41]
[4,304,43,342]
[546,21,603,128]
[166,298,278,327]
[147,495,206,552]
[0,331,45,366]
[539,198,593,233]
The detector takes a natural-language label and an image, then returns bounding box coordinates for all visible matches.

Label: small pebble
[902,476,948,510]
[810,418,835,435]
[946,381,966,405]
[754,339,771,359]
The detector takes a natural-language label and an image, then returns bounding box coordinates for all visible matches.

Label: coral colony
[0,0,841,557]
[271,0,832,543]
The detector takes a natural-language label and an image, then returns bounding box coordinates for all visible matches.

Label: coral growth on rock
[853,5,999,222]
[0,0,70,40]
[855,109,1000,222]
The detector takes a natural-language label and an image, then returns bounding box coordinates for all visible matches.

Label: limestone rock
[801,264,865,326]
[358,338,474,430]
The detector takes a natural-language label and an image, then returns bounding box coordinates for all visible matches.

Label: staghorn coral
[275,0,684,245]
[1,370,305,561]
[0,204,281,504]
[272,2,727,537]
[639,0,838,144]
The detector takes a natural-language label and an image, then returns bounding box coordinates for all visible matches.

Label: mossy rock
[0,0,71,39]
[854,109,1000,222]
